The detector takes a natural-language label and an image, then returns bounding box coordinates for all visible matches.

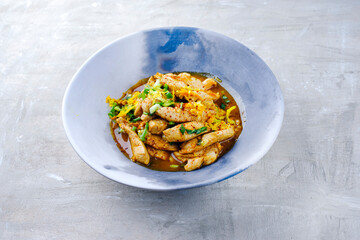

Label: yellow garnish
[226,106,236,124]
[106,96,118,107]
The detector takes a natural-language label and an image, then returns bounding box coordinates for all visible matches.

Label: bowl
[62,27,284,191]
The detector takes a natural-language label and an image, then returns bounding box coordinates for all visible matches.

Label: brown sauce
[110,73,243,171]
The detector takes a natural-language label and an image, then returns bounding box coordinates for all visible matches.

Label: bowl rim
[62,26,284,191]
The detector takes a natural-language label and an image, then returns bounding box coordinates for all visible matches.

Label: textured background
[1,0,359,239]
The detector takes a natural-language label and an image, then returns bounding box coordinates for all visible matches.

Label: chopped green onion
[179,124,186,135]
[143,112,149,115]
[139,122,149,142]
[170,165,179,168]
[139,92,146,100]
[165,92,173,99]
[130,117,141,122]
[220,103,226,110]
[118,127,124,134]
[124,94,132,100]
[114,106,121,111]
[164,84,169,91]
[197,139,202,146]
[132,126,137,131]
[168,121,175,125]
[225,99,231,103]
[162,101,175,107]
[185,126,207,135]
[222,95,228,100]
[149,103,161,115]
[180,102,183,109]
[153,79,162,88]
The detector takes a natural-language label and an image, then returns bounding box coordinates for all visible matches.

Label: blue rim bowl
[62,27,284,191]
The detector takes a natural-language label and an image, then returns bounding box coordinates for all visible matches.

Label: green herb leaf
[170,165,179,168]
[143,112,149,115]
[180,102,183,109]
[179,124,186,135]
[168,121,175,125]
[164,84,169,91]
[132,126,137,131]
[130,117,141,123]
[220,103,226,110]
[197,139,202,146]
[222,95,228,100]
[165,92,173,99]
[225,99,231,103]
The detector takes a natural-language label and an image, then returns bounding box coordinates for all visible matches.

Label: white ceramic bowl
[62,27,284,191]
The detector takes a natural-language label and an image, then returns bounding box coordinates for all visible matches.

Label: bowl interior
[62,27,284,190]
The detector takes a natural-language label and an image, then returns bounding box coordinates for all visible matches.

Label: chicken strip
[145,133,178,151]
[116,118,150,165]
[202,78,217,90]
[147,146,170,161]
[141,97,153,113]
[162,121,210,142]
[173,143,221,163]
[202,143,222,165]
[149,119,168,134]
[155,107,196,122]
[179,127,235,154]
[184,157,203,171]
[134,100,143,117]
[158,74,219,101]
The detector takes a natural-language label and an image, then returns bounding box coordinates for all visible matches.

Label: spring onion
[139,122,149,142]
[149,103,161,115]
[220,103,226,110]
[168,121,175,125]
[180,102,183,109]
[165,92,173,99]
[222,95,228,100]
[170,165,179,168]
[225,99,231,103]
[132,126,137,131]
[153,79,162,89]
[164,84,169,91]
[185,126,207,135]
[130,117,141,123]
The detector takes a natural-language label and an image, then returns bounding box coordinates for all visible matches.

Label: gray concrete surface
[1,0,360,239]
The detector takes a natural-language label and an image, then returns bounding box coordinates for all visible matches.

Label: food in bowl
[106,72,243,171]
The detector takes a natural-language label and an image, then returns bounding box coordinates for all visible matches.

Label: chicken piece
[147,146,170,161]
[173,143,221,163]
[141,97,153,113]
[162,121,210,142]
[159,74,219,101]
[134,100,143,117]
[149,119,168,134]
[155,107,196,122]
[141,113,153,122]
[202,78,217,90]
[116,118,150,165]
[184,157,203,171]
[202,143,222,165]
[145,133,178,151]
[179,127,235,154]
[147,76,156,85]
